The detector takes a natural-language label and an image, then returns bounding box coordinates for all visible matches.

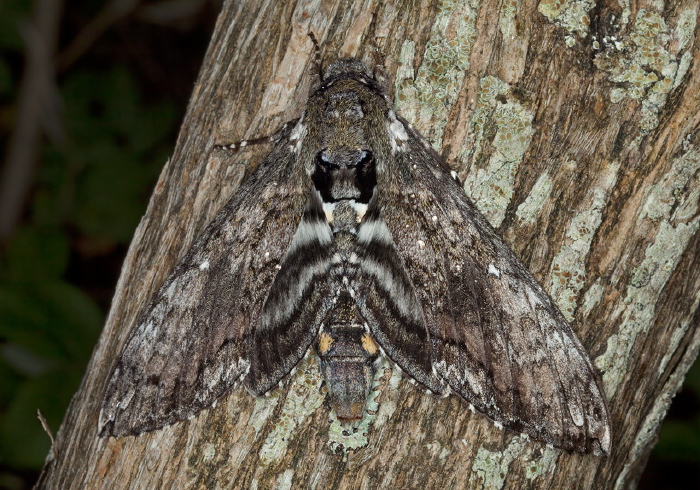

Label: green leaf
[683,357,700,395]
[0,361,21,409]
[654,418,700,462]
[0,369,81,469]
[0,0,31,50]
[32,66,177,243]
[0,58,12,95]
[0,281,102,362]
[3,226,68,280]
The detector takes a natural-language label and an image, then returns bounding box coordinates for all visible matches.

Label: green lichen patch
[499,0,520,40]
[615,316,700,485]
[580,279,605,318]
[394,0,478,146]
[201,443,217,463]
[597,216,700,397]
[515,172,553,225]
[258,355,325,466]
[461,76,534,227]
[250,393,282,436]
[548,161,620,320]
[593,8,696,132]
[640,144,700,222]
[275,469,295,490]
[538,0,595,38]
[371,362,403,429]
[469,436,529,489]
[523,444,558,481]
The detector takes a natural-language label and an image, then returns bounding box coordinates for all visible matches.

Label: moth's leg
[370,41,390,95]
[216,135,274,154]
[215,119,300,154]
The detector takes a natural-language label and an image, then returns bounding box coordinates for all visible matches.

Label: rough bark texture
[37,0,700,488]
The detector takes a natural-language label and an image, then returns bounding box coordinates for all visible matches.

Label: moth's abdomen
[317,292,378,422]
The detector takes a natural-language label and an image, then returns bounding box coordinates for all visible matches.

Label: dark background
[0,1,697,488]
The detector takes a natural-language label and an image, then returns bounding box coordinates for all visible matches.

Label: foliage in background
[0,65,175,467]
[0,0,204,487]
[0,0,697,489]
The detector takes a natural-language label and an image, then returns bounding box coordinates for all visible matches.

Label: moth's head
[304,57,388,203]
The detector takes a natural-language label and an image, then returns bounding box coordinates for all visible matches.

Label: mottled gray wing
[351,200,445,395]
[368,120,611,454]
[99,127,332,436]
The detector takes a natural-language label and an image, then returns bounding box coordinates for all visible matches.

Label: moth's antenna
[308,32,323,80]
[371,42,390,95]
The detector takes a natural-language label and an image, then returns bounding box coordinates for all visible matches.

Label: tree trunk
[36,0,700,488]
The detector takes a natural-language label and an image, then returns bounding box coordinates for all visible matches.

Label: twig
[0,0,64,241]
[37,409,58,462]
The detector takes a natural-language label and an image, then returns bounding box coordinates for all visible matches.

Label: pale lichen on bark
[514,172,553,225]
[393,0,478,145]
[548,160,621,321]
[461,76,534,228]
[613,330,700,490]
[537,0,595,38]
[580,279,605,319]
[596,143,700,397]
[470,437,531,490]
[594,8,695,132]
[259,356,325,466]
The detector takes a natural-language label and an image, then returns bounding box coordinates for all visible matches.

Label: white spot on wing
[199,260,210,271]
[389,119,408,141]
[488,263,501,277]
[289,120,307,153]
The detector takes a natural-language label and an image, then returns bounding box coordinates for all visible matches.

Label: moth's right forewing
[99,125,311,437]
[375,122,611,454]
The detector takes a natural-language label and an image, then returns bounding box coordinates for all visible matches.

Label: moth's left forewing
[246,185,338,394]
[100,123,315,436]
[372,118,611,454]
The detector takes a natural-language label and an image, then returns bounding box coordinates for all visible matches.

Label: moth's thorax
[317,85,371,150]
[308,62,390,147]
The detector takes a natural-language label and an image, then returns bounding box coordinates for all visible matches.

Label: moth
[99,37,612,455]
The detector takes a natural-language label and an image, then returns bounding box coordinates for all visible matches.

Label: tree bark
[37,0,700,488]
